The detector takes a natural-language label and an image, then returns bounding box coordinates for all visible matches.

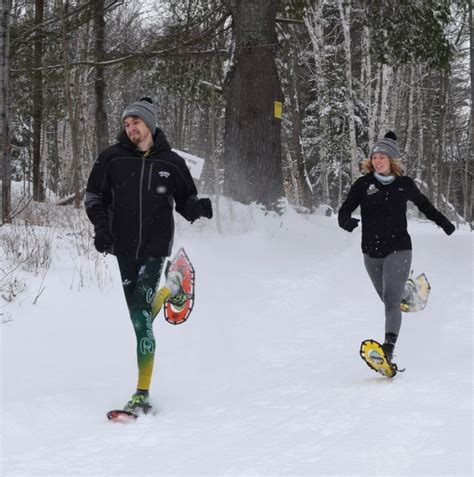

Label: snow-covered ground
[1,200,472,476]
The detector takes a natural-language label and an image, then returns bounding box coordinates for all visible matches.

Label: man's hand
[198,198,213,219]
[341,217,360,232]
[94,227,113,253]
[186,197,213,221]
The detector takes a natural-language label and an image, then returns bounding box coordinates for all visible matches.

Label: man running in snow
[85,97,212,413]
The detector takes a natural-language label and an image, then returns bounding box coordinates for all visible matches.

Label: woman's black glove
[94,226,113,253]
[341,217,360,232]
[442,221,455,236]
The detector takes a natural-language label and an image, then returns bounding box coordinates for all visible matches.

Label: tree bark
[287,30,313,209]
[223,0,284,208]
[1,0,11,224]
[32,0,44,202]
[404,65,415,172]
[468,1,473,227]
[58,0,82,209]
[337,0,359,181]
[304,1,326,206]
[93,0,109,154]
[378,64,392,134]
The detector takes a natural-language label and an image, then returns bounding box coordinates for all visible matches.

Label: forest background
[0,0,472,226]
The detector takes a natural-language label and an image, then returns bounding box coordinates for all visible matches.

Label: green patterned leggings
[117,256,165,392]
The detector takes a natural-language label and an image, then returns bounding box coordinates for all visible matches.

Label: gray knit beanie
[121,97,156,134]
[370,131,400,159]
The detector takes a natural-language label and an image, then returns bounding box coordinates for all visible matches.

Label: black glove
[342,217,360,232]
[94,226,113,253]
[186,197,213,221]
[442,221,455,236]
[198,198,213,219]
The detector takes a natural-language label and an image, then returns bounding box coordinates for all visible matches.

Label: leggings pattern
[117,256,165,391]
[363,250,412,337]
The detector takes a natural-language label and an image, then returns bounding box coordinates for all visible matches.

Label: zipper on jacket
[148,163,154,191]
[136,153,147,259]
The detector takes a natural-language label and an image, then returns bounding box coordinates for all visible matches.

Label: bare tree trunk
[436,73,449,211]
[415,68,424,180]
[337,0,358,181]
[223,0,284,209]
[1,0,11,224]
[57,0,82,208]
[378,64,392,134]
[287,32,313,209]
[404,65,415,171]
[305,1,327,205]
[368,64,380,149]
[361,25,374,147]
[468,2,473,227]
[209,87,222,233]
[32,0,44,202]
[93,0,109,154]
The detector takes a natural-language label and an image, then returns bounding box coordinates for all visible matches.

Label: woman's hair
[361,156,405,176]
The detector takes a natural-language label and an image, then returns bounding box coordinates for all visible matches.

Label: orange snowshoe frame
[163,248,195,325]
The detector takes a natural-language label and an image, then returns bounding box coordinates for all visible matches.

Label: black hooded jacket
[338,173,454,258]
[85,128,199,259]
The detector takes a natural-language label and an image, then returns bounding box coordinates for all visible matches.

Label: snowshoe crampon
[360,339,399,378]
[400,272,431,313]
[107,410,138,423]
[164,248,195,325]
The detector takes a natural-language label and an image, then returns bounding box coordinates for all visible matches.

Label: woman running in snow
[338,131,455,364]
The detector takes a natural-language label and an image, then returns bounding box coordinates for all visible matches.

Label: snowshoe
[107,393,152,423]
[360,339,401,378]
[400,272,431,312]
[163,248,195,325]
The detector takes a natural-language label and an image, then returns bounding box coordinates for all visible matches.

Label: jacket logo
[159,171,170,178]
[367,184,379,195]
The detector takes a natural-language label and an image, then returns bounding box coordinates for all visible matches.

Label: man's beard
[128,133,141,144]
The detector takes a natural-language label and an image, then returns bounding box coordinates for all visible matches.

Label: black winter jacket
[338,173,454,258]
[85,129,199,259]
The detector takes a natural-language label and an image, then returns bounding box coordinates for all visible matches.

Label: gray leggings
[363,250,412,336]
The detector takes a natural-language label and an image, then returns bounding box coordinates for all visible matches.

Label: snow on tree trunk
[305,1,329,204]
[287,43,313,209]
[378,64,392,135]
[223,0,284,209]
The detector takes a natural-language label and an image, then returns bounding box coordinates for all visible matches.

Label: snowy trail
[1,213,472,476]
